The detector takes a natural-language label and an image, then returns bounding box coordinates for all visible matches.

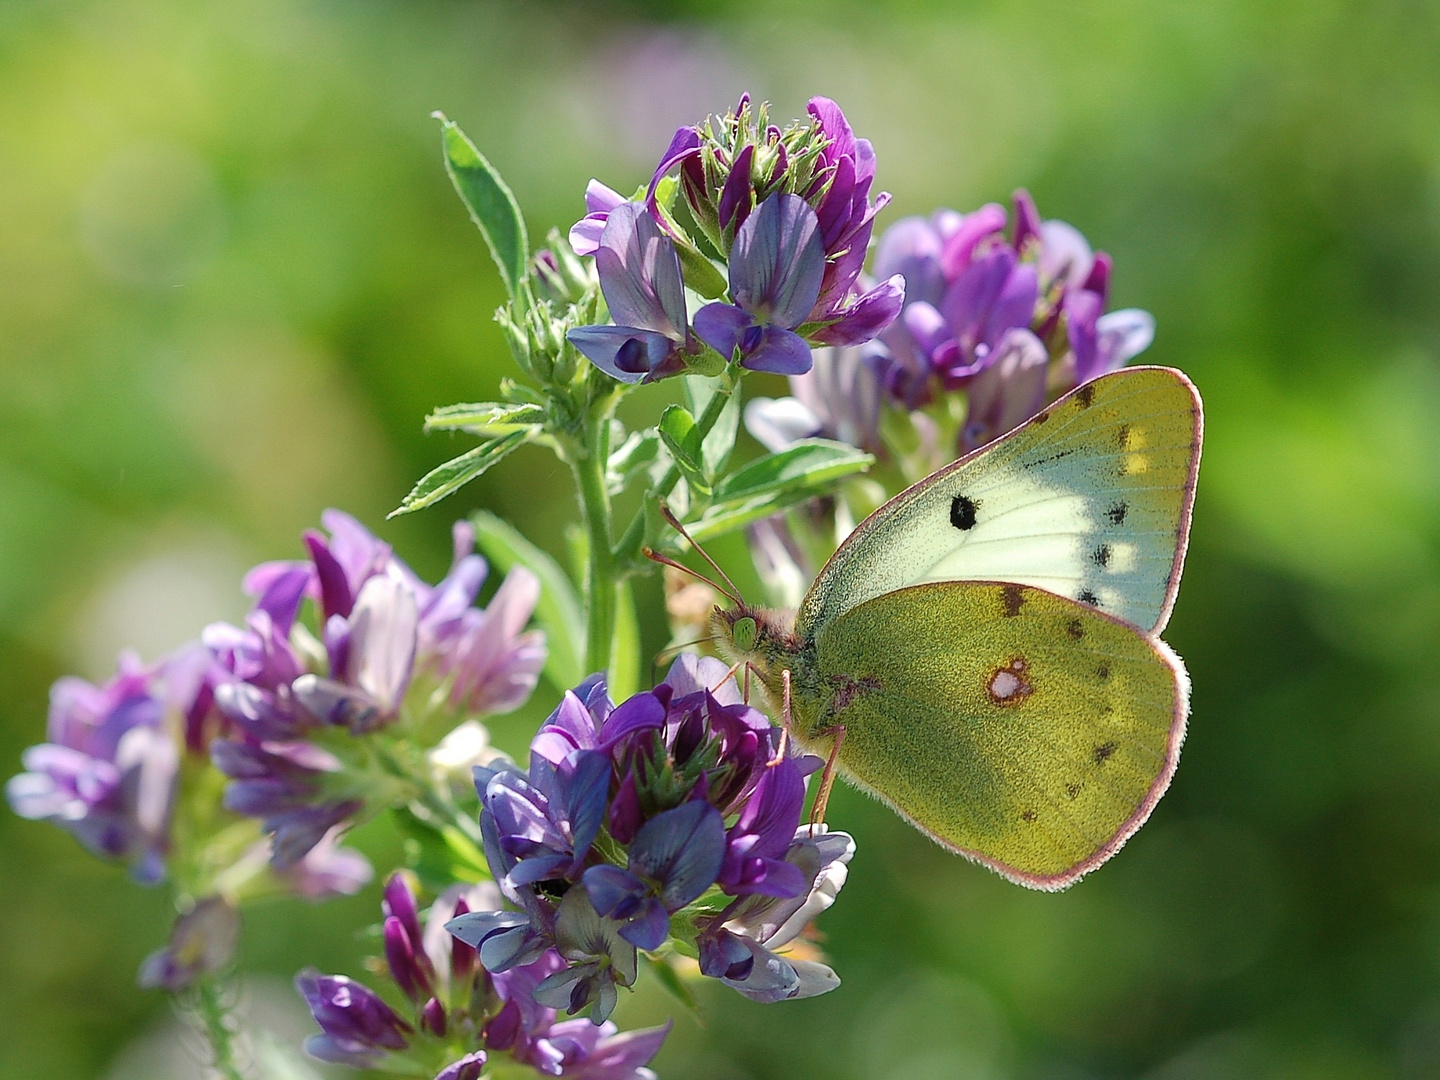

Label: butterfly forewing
[797,366,1202,637]
[812,581,1188,889]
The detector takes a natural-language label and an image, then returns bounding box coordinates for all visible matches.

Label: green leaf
[608,579,640,702]
[435,113,528,297]
[390,431,528,517]
[424,401,545,435]
[471,510,585,692]
[714,439,874,502]
[686,439,875,543]
[658,405,712,501]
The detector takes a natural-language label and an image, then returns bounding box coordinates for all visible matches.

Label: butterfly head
[710,603,800,698]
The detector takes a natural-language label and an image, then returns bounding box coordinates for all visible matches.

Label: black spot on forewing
[1066,619,1084,641]
[1093,742,1117,764]
[950,494,978,531]
[1107,500,1128,525]
[1002,586,1025,617]
[1092,545,1112,568]
[1076,384,1096,408]
[1078,589,1100,607]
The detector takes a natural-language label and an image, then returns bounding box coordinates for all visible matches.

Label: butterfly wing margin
[810,580,1190,890]
[796,366,1202,638]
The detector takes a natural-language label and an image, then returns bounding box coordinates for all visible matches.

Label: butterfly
[708,365,1201,890]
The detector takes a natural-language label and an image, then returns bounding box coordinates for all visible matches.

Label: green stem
[613,368,736,570]
[575,395,619,674]
[192,978,247,1080]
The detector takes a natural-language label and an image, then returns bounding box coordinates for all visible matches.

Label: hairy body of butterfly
[712,366,1201,891]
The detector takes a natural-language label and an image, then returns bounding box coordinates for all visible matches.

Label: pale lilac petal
[961,329,1049,452]
[940,202,1007,278]
[982,262,1039,346]
[1038,219,1094,289]
[743,397,822,453]
[596,203,687,339]
[345,575,418,716]
[874,216,946,308]
[569,215,607,258]
[1095,308,1156,372]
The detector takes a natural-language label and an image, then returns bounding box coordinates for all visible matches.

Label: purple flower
[697,826,854,1003]
[568,180,627,257]
[296,969,414,1067]
[694,193,826,374]
[582,799,727,949]
[959,328,1050,452]
[138,896,240,992]
[210,511,544,867]
[277,826,374,899]
[5,648,210,882]
[568,202,697,384]
[870,192,1155,420]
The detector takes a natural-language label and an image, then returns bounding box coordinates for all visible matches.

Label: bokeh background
[4,0,1440,1077]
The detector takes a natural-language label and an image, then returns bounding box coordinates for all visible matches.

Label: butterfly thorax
[710,604,828,741]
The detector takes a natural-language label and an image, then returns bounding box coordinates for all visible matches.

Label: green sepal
[471,510,586,692]
[389,430,528,517]
[424,401,545,435]
[658,405,712,501]
[434,113,528,298]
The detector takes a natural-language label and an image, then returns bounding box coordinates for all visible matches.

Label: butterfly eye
[733,616,758,653]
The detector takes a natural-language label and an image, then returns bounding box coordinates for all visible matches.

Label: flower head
[870,193,1155,424]
[5,646,214,883]
[298,873,668,1079]
[449,657,849,1021]
[138,896,240,992]
[211,511,544,867]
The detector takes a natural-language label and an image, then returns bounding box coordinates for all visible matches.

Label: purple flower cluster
[209,510,547,869]
[448,655,854,1022]
[298,873,669,1080]
[566,95,902,382]
[5,645,216,883]
[871,192,1155,449]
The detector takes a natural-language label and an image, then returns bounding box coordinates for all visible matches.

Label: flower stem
[190,977,247,1080]
[613,368,737,571]
[575,391,620,675]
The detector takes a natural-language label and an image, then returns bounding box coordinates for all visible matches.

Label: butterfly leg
[766,668,792,766]
[809,723,846,829]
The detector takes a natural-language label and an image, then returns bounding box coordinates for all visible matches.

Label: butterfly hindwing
[797,366,1202,637]
[810,580,1189,889]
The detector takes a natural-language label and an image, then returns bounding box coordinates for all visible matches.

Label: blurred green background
[4,0,1440,1077]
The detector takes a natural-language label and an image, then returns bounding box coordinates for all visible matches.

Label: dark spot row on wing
[1002,585,1025,617]
[1066,618,1085,640]
[950,494,978,530]
[1092,545,1112,568]
[1093,741,1117,764]
[1107,500,1128,524]
[1078,588,1100,607]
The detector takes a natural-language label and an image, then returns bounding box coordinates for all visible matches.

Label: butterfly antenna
[657,502,746,604]
[642,545,744,608]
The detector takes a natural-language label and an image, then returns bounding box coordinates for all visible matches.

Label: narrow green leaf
[608,579,640,702]
[389,431,527,518]
[424,401,545,435]
[471,511,585,692]
[435,113,528,297]
[685,439,875,543]
[658,405,711,501]
[713,439,874,502]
